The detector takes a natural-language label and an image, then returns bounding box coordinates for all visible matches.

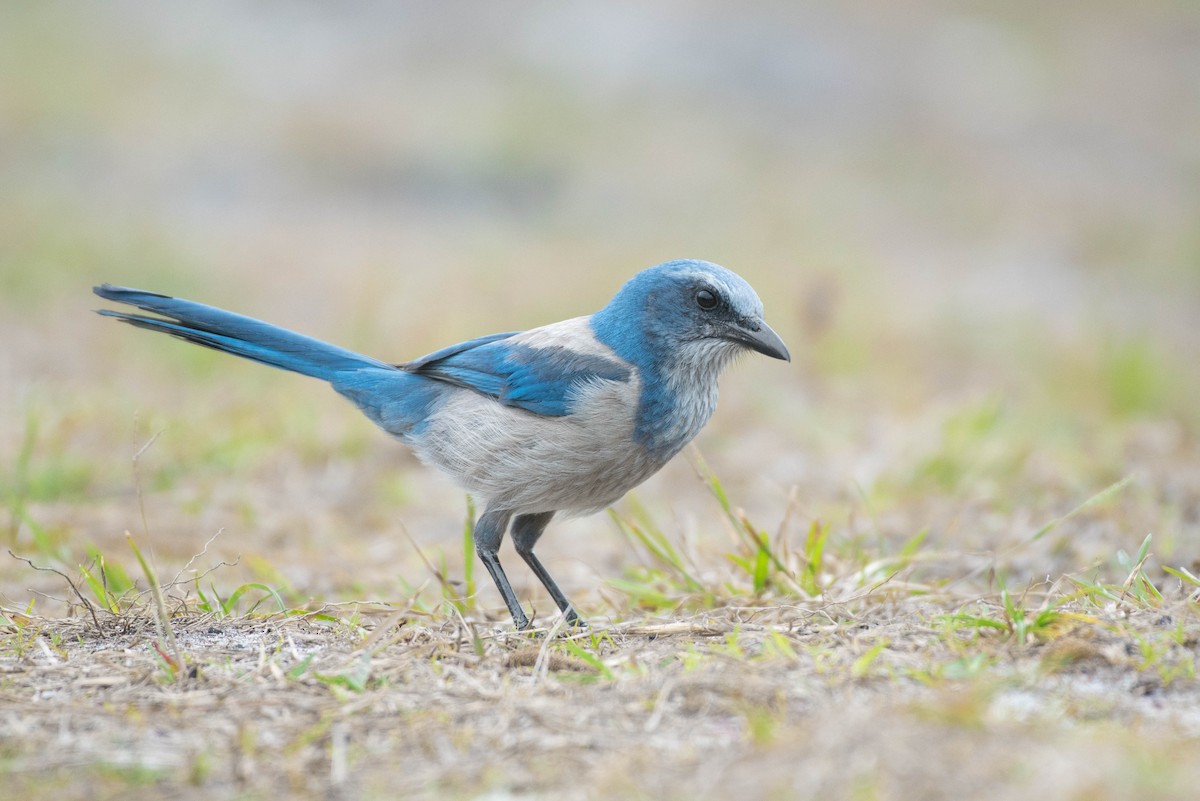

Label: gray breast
[407,352,664,515]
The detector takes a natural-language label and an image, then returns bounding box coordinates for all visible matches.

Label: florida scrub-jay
[94,259,790,629]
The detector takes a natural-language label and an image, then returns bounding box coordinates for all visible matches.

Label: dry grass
[4,468,1200,800]
[3,582,1200,800]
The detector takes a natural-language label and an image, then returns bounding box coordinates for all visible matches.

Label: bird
[94,259,790,629]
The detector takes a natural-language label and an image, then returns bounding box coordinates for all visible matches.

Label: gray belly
[405,381,669,514]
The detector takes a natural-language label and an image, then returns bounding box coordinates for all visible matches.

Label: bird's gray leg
[473,509,530,630]
[511,512,584,627]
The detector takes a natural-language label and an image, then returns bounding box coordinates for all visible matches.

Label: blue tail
[94,284,450,438]
[94,284,393,381]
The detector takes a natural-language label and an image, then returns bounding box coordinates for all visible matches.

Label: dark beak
[728,318,791,362]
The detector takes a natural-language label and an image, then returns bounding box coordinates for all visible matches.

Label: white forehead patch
[681,266,764,319]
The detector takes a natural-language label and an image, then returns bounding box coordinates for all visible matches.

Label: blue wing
[401,332,632,417]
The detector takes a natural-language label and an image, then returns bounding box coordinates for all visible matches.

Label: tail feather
[94,284,393,381]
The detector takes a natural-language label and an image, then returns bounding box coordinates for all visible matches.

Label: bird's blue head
[591,259,791,371]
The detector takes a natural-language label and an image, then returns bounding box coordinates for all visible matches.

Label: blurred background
[2,2,1198,613]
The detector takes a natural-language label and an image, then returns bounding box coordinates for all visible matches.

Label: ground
[3,3,1200,800]
[5,595,1200,799]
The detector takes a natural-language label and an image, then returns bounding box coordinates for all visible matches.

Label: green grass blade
[223,583,288,616]
[558,640,613,680]
[461,495,476,609]
[1033,475,1134,541]
[127,531,185,671]
[609,510,703,593]
[1163,565,1200,589]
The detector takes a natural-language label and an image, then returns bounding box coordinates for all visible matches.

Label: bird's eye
[695,289,718,310]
